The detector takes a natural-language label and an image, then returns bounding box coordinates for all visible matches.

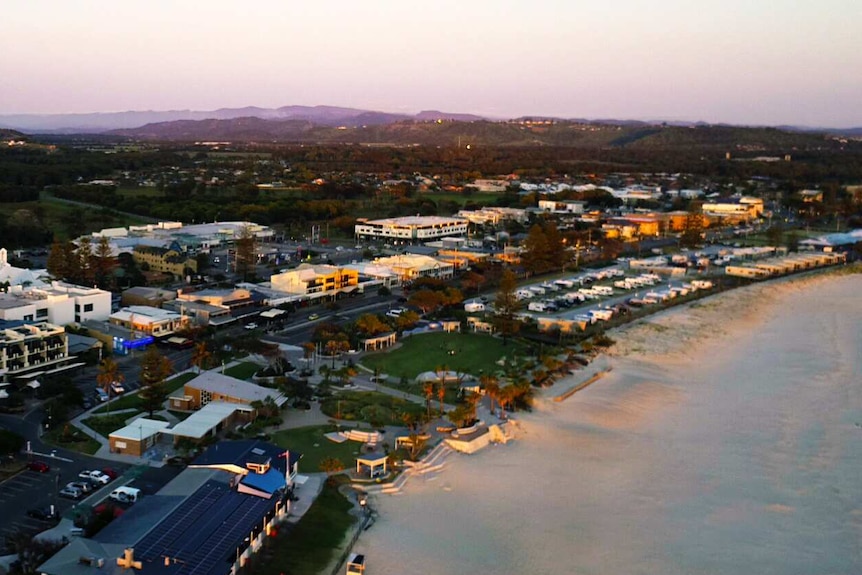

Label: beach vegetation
[246,476,355,575]
[319,391,424,426]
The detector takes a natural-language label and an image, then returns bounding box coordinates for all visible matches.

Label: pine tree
[139,347,173,416]
[93,236,116,289]
[493,268,522,345]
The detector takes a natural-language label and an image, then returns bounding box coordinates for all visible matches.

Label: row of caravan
[627,280,713,306]
[516,268,626,301]
[613,273,662,291]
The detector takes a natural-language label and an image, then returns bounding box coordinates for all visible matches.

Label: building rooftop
[167,402,247,440]
[362,215,467,226]
[184,372,286,406]
[112,306,184,325]
[109,418,170,442]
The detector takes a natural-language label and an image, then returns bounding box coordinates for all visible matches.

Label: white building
[0,281,111,325]
[537,200,586,214]
[110,306,189,337]
[702,197,764,219]
[372,254,455,283]
[0,248,49,288]
[355,216,468,243]
[456,207,528,226]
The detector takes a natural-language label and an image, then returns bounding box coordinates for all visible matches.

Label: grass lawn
[360,332,528,379]
[271,425,365,473]
[319,391,424,427]
[223,362,260,381]
[83,413,136,438]
[43,425,102,455]
[92,372,198,414]
[251,478,355,575]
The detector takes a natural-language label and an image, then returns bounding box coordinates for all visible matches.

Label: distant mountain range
[0,105,860,145]
[0,105,487,134]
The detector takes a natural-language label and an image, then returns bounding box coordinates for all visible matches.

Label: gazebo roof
[356,452,388,465]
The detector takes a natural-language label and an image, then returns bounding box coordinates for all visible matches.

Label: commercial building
[702,197,764,222]
[132,245,198,277]
[270,264,359,300]
[371,254,455,284]
[0,281,111,326]
[38,440,302,575]
[456,207,528,226]
[110,306,189,338]
[354,216,468,244]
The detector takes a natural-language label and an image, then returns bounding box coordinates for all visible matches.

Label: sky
[2,0,861,127]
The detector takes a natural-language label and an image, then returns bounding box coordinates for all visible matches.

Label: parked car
[101,467,119,480]
[26,507,58,521]
[110,382,125,395]
[27,461,50,473]
[68,481,93,493]
[94,388,109,402]
[59,486,83,500]
[78,470,111,485]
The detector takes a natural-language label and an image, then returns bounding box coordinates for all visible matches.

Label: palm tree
[423,381,434,418]
[191,342,212,374]
[436,381,446,416]
[481,375,500,417]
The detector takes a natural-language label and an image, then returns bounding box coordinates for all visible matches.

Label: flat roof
[110,418,170,442]
[166,402,244,440]
[112,306,184,324]
[361,215,468,226]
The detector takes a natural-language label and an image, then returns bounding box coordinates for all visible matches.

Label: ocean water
[357,276,862,575]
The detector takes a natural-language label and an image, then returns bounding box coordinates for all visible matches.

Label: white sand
[353,272,862,575]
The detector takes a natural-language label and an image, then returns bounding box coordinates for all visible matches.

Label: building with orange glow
[270,264,359,300]
[109,305,189,338]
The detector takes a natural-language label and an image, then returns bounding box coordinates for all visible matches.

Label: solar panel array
[134,480,278,575]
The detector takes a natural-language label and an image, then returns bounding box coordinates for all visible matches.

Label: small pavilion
[355,452,388,479]
[360,332,396,352]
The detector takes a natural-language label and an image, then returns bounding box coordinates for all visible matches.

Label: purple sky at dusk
[2,0,861,127]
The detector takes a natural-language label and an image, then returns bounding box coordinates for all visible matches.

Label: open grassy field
[223,362,261,381]
[115,186,164,198]
[270,425,364,472]
[43,426,101,455]
[360,332,528,379]
[417,190,502,206]
[1,199,146,241]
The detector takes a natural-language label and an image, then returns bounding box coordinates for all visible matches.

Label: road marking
[28,451,74,463]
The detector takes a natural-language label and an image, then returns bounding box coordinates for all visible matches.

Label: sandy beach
[354,271,862,575]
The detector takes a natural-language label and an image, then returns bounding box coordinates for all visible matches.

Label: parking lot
[0,467,66,550]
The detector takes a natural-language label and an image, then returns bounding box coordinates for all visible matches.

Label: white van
[109,486,141,503]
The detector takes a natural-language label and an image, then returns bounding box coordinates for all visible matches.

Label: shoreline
[348,265,861,574]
